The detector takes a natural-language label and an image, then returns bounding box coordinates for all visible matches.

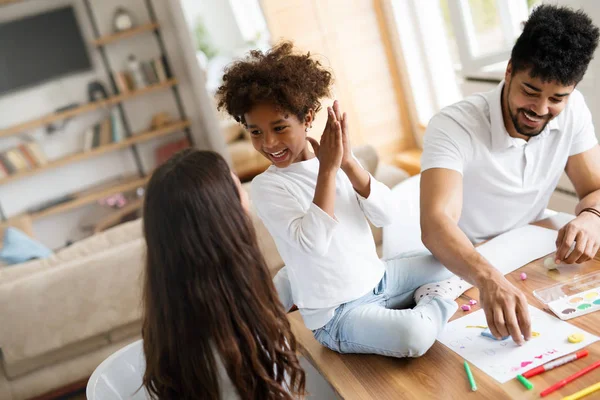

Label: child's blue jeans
[312,252,457,358]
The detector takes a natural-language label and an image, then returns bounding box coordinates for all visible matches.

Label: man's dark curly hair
[216,41,333,124]
[511,4,599,85]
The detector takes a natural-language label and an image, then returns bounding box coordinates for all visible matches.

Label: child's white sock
[413,276,473,303]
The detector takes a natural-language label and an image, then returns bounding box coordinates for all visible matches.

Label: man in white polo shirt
[420,4,600,345]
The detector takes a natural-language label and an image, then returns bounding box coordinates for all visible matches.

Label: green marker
[517,374,534,390]
[464,360,477,391]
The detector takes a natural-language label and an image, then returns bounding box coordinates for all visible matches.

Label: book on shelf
[153,57,167,82]
[92,123,102,148]
[83,126,95,152]
[24,142,48,166]
[17,144,39,167]
[0,160,8,179]
[113,71,130,94]
[5,148,30,171]
[141,61,159,85]
[0,153,16,174]
[83,115,123,152]
[110,108,123,143]
[155,137,190,165]
[99,118,112,146]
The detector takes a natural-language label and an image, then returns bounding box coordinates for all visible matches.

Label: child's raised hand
[332,100,352,169]
[306,106,343,173]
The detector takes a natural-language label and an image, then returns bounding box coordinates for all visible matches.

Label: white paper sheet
[476,224,558,275]
[437,306,598,383]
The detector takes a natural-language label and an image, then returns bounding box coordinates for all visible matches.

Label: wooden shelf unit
[0,120,190,185]
[0,79,178,139]
[92,22,159,46]
[30,175,149,221]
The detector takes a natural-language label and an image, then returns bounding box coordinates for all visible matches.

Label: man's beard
[509,107,551,137]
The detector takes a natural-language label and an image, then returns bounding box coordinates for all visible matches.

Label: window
[444,0,533,76]
[386,0,540,129]
[387,0,462,127]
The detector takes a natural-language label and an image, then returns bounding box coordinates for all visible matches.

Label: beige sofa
[0,146,408,400]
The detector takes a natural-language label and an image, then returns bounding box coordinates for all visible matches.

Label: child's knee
[398,318,437,357]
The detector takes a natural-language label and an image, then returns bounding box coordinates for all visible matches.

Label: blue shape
[0,227,52,265]
[481,328,510,341]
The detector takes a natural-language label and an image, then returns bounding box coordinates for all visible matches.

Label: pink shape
[461,304,471,311]
[521,361,532,368]
[520,272,527,280]
[469,299,478,306]
[534,355,544,359]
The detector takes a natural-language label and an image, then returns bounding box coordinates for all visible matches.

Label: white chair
[87,339,149,400]
[382,174,427,258]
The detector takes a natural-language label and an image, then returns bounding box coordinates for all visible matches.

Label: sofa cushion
[53,218,142,264]
[0,239,144,378]
[0,256,56,285]
[353,145,379,176]
[6,336,139,400]
[2,334,109,379]
[108,321,142,344]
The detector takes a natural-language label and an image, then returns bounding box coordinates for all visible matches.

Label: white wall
[179,0,246,57]
[553,0,600,135]
[0,0,223,249]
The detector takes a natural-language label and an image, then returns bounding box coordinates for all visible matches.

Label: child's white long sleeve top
[252,157,393,329]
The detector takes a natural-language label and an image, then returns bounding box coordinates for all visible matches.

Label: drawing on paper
[437,306,598,383]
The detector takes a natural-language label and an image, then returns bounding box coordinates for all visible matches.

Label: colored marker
[517,374,534,390]
[540,360,600,397]
[523,350,588,378]
[562,381,600,400]
[464,360,477,391]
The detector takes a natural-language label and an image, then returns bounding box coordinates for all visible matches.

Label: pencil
[562,381,600,400]
[464,360,477,391]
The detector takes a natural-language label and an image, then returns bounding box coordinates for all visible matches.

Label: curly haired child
[216,42,466,358]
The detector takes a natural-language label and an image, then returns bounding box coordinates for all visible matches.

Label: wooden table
[288,215,600,399]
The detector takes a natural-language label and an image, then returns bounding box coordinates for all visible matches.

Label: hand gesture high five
[307,105,343,174]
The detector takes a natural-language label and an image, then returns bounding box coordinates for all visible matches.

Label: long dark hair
[141,149,305,399]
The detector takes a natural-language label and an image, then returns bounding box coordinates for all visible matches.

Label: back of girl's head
[142,149,305,399]
[216,41,333,124]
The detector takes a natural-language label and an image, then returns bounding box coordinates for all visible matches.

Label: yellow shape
[584,292,598,299]
[466,325,488,329]
[532,332,540,337]
[568,333,585,343]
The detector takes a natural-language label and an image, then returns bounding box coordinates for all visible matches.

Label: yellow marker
[568,333,585,343]
[561,381,600,400]
[466,325,488,329]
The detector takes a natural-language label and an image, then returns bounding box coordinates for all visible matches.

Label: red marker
[523,350,588,378]
[540,359,600,397]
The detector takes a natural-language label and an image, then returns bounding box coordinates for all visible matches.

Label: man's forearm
[422,214,501,286]
[575,189,600,215]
